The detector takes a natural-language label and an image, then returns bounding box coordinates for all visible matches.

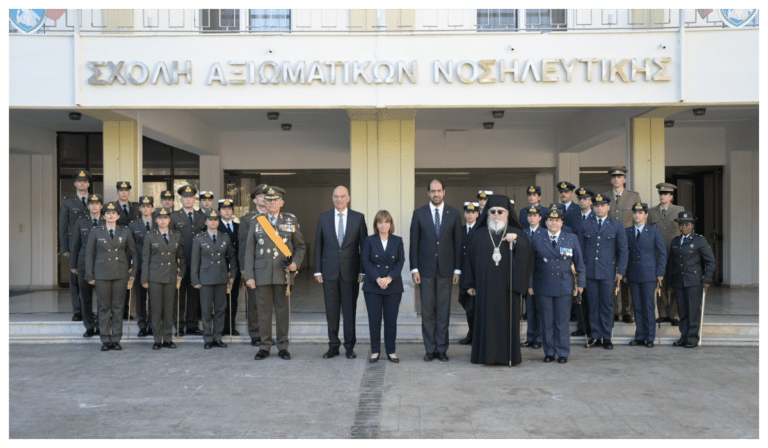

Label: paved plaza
[9,341,758,438]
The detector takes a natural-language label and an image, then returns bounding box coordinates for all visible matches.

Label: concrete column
[629,117,666,204]
[556,153,580,189]
[349,109,416,316]
[724,150,758,286]
[31,153,57,288]
[103,119,142,201]
[535,173,555,207]
[199,155,223,199]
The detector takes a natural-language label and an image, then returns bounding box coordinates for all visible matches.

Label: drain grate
[349,360,386,438]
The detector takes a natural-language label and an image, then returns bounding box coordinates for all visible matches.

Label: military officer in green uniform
[192,209,237,349]
[70,194,105,337]
[160,190,175,211]
[85,202,137,351]
[238,183,269,346]
[128,196,157,337]
[245,187,306,361]
[648,182,685,325]
[59,169,91,321]
[199,191,215,213]
[141,207,185,350]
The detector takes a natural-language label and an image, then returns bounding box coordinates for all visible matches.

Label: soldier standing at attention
[648,183,685,326]
[192,209,237,350]
[160,190,175,211]
[218,199,241,336]
[556,181,581,232]
[458,202,480,345]
[69,194,105,337]
[142,207,185,350]
[239,183,269,346]
[128,196,157,337]
[59,169,91,321]
[199,191,214,213]
[85,202,137,351]
[520,205,545,349]
[667,211,716,348]
[603,167,641,324]
[245,187,306,361]
[477,190,493,213]
[170,185,206,336]
[519,186,541,230]
[570,187,595,338]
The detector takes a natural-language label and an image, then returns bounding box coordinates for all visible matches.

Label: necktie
[583,215,586,221]
[188,212,193,224]
[123,204,129,215]
[270,216,276,226]
[616,194,621,203]
[227,223,232,233]
[146,222,151,231]
[662,208,666,218]
[681,235,686,245]
[213,234,216,244]
[551,235,557,248]
[109,229,114,239]
[337,213,345,245]
[636,229,640,241]
[468,226,471,235]
[82,197,87,207]
[434,209,441,235]
[597,219,602,232]
[92,218,97,227]
[163,233,168,244]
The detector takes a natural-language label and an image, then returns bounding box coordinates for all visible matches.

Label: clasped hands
[377,276,393,289]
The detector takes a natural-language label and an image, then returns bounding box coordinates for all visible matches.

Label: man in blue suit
[314,186,368,359]
[625,203,667,347]
[528,208,586,364]
[410,179,463,362]
[557,181,581,232]
[519,186,542,230]
[579,193,628,349]
[571,187,595,338]
[521,205,546,349]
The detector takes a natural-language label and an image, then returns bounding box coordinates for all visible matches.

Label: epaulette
[282,213,297,221]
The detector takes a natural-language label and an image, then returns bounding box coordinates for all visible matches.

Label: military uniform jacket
[666,233,716,288]
[603,189,642,228]
[59,194,90,252]
[170,209,206,262]
[70,215,106,272]
[625,225,667,283]
[563,202,582,233]
[244,212,306,286]
[519,205,541,230]
[85,225,137,282]
[191,232,238,286]
[579,216,629,280]
[116,201,141,227]
[141,230,185,285]
[647,204,685,252]
[128,218,157,280]
[528,231,586,297]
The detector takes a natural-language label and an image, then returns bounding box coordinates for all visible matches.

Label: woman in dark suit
[361,210,405,363]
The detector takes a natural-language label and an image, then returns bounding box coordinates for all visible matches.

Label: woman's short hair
[372,210,394,235]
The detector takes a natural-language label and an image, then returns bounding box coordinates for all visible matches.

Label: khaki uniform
[648,203,685,319]
[192,231,237,343]
[603,188,642,319]
[239,211,261,338]
[141,230,185,344]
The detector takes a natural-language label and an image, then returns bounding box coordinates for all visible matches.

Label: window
[477,9,517,31]
[249,9,290,32]
[526,9,566,31]
[200,9,240,32]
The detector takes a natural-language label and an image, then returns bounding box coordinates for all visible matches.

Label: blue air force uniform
[625,208,667,343]
[522,223,547,345]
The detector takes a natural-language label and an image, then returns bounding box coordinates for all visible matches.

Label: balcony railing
[10,9,759,35]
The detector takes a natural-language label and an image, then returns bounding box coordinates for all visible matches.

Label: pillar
[103,119,142,202]
[556,153,580,190]
[349,109,416,316]
[199,155,223,199]
[534,173,555,207]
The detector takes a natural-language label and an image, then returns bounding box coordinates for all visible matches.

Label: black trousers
[458,288,475,339]
[175,266,200,331]
[77,271,97,331]
[575,289,592,335]
[673,285,704,345]
[419,275,453,354]
[323,277,360,351]
[69,270,81,315]
[364,292,401,356]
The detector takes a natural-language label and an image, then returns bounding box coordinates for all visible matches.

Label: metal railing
[10,9,758,35]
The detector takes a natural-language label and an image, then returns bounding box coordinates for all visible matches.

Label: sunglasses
[488,209,506,215]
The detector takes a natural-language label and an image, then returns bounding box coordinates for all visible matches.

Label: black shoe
[229,329,240,336]
[387,354,399,363]
[137,329,149,337]
[645,341,654,348]
[623,314,633,324]
[520,340,535,348]
[94,327,100,335]
[111,343,122,351]
[571,330,586,337]
[672,340,686,347]
[187,328,203,335]
[251,337,261,346]
[437,352,449,362]
[204,342,213,349]
[176,329,185,337]
[369,353,380,363]
[661,317,672,323]
[533,342,542,349]
[458,336,472,345]
[162,341,176,349]
[629,339,644,346]
[557,357,568,364]
[323,348,339,359]
[83,328,98,338]
[346,350,356,359]
[254,349,270,360]
[670,319,680,326]
[587,338,598,347]
[656,317,663,323]
[72,314,82,322]
[603,340,613,350]
[212,340,227,348]
[543,355,555,363]
[423,353,435,362]
[614,314,619,322]
[152,343,161,350]
[522,312,527,319]
[101,343,111,351]
[278,349,291,360]
[147,328,153,335]
[685,342,698,348]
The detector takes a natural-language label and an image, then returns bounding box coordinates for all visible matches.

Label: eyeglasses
[488,209,505,215]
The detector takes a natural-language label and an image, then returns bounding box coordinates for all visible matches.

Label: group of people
[59,167,715,366]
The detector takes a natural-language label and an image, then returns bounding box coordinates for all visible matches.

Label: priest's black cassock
[463,195,533,366]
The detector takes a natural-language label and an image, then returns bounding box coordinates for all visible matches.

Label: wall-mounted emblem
[718,9,758,28]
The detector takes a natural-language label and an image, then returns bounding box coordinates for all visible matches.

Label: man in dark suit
[69,194,105,337]
[410,179,463,362]
[520,205,546,349]
[314,186,368,359]
[458,202,480,345]
[218,198,241,336]
[115,181,141,227]
[557,181,581,233]
[59,169,91,321]
[127,196,157,337]
[571,187,595,338]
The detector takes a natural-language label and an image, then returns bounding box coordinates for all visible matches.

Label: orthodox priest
[464,195,533,366]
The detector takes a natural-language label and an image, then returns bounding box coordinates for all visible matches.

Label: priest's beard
[489,219,507,234]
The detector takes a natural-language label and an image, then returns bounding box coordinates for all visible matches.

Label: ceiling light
[492,110,504,119]
[664,120,674,128]
[267,112,279,120]
[281,123,292,131]
[483,122,494,130]
[692,108,706,117]
[69,112,81,121]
